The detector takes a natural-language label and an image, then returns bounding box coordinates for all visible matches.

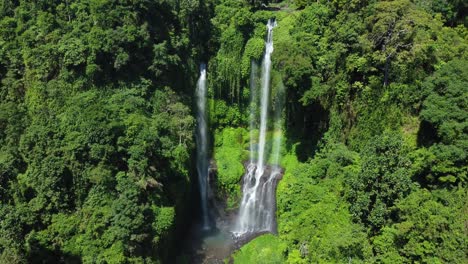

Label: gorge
[190,19,284,262]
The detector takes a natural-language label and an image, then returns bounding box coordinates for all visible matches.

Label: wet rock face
[208,158,284,238]
[205,159,233,226]
[208,159,217,201]
[234,161,283,238]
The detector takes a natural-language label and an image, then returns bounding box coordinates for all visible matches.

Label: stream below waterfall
[181,221,235,263]
[180,216,274,263]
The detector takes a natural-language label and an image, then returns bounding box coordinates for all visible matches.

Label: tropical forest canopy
[0,0,466,263]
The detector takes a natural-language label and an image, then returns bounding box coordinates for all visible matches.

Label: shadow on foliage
[285,101,329,162]
[417,120,439,147]
[27,242,81,264]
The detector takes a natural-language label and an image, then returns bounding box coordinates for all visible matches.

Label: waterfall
[196,63,210,230]
[249,61,259,163]
[235,19,279,236]
[257,19,276,174]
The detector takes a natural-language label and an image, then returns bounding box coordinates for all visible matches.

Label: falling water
[249,61,259,163]
[196,63,210,230]
[235,19,278,235]
[257,19,276,173]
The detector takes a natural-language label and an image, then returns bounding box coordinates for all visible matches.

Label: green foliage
[419,59,468,184]
[1,0,467,262]
[213,127,249,208]
[208,2,467,262]
[153,207,175,242]
[210,1,254,102]
[232,234,287,264]
[347,132,415,232]
[0,0,203,262]
[241,37,264,76]
[277,144,372,263]
[373,188,468,263]
[209,99,245,128]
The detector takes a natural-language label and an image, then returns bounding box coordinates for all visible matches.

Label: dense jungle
[0,0,466,263]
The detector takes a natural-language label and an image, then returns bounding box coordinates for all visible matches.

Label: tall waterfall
[195,63,210,230]
[249,61,259,163]
[235,19,279,235]
[257,19,275,174]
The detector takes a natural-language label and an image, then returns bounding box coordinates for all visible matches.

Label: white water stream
[196,63,210,230]
[235,19,279,235]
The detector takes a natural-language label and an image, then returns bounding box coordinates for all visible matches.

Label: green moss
[274,14,297,45]
[153,207,175,237]
[209,99,245,128]
[232,234,287,264]
[241,37,264,77]
[214,127,249,209]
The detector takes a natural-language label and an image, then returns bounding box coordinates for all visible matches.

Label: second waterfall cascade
[195,63,210,230]
[235,19,283,236]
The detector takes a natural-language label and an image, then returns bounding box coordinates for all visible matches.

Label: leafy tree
[347,132,415,232]
[373,188,467,263]
[367,0,435,86]
[418,59,468,184]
